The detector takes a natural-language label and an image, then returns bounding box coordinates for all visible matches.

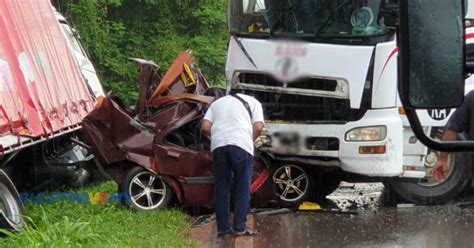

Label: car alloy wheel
[272,164,309,202]
[127,169,170,211]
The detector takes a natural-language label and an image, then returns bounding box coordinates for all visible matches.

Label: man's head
[204,88,225,99]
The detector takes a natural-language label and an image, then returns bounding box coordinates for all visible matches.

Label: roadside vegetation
[0,182,195,247]
[53,0,228,106]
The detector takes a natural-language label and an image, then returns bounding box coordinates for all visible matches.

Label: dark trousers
[213,145,253,234]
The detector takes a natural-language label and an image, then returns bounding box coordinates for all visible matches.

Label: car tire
[120,166,172,211]
[0,170,24,231]
[389,151,471,205]
[272,164,313,207]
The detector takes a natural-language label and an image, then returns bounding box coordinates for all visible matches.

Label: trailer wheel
[0,170,24,231]
[389,152,471,205]
[120,166,172,211]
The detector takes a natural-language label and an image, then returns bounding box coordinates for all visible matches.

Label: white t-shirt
[203,94,265,155]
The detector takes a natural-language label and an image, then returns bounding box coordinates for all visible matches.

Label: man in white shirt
[201,92,265,236]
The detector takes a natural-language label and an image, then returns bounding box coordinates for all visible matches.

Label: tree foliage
[53,0,228,104]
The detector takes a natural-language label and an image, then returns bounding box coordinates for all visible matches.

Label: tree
[54,0,228,105]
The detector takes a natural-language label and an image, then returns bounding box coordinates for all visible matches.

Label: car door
[153,144,214,208]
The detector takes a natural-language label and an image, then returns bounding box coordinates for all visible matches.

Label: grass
[0,182,196,248]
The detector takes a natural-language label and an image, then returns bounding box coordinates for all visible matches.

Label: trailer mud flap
[0,170,24,231]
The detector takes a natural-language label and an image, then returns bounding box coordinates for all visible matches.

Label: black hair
[204,87,225,99]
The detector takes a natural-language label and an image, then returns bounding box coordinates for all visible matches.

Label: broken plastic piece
[182,63,196,87]
[298,201,322,211]
[148,52,194,104]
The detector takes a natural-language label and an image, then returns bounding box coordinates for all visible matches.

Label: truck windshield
[228,0,391,38]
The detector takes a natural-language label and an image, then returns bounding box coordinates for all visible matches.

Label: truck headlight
[345,126,387,142]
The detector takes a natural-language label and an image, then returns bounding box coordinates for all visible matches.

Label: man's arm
[253,122,264,140]
[201,120,212,137]
[432,129,458,182]
[437,130,458,161]
[202,105,214,136]
[432,91,473,182]
[251,100,265,141]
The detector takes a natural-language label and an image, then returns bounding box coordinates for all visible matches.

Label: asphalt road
[190,183,474,248]
[253,206,474,248]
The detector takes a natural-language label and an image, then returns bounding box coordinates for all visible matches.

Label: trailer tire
[389,152,471,205]
[0,170,24,231]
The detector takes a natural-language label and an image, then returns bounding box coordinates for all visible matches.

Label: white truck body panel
[372,40,398,108]
[226,37,372,108]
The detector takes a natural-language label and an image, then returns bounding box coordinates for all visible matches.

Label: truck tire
[389,151,471,205]
[0,170,24,231]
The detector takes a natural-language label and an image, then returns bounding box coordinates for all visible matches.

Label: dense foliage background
[53,0,228,105]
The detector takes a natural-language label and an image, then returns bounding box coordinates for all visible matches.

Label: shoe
[234,228,260,236]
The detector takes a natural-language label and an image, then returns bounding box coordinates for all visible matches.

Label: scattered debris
[327,182,384,211]
[397,204,416,208]
[298,202,321,211]
[253,208,293,216]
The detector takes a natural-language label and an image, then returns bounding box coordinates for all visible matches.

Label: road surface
[190,183,474,248]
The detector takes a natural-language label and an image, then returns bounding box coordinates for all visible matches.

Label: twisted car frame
[82,52,316,211]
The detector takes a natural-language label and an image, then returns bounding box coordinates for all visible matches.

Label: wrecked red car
[82,52,313,210]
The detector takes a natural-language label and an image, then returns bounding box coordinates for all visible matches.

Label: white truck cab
[54,10,105,99]
[226,0,474,204]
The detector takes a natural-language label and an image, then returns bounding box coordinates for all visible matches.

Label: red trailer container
[0,0,94,149]
[0,0,96,230]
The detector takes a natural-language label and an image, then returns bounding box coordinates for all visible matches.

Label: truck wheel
[390,128,472,205]
[389,151,471,205]
[120,166,172,211]
[272,164,312,206]
[0,170,24,231]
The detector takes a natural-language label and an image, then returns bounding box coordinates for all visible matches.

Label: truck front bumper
[259,108,403,177]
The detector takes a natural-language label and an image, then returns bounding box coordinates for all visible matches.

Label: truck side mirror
[398,0,474,151]
[398,0,465,109]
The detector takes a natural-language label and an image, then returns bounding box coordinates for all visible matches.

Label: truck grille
[238,73,338,91]
[306,137,339,151]
[235,73,368,123]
